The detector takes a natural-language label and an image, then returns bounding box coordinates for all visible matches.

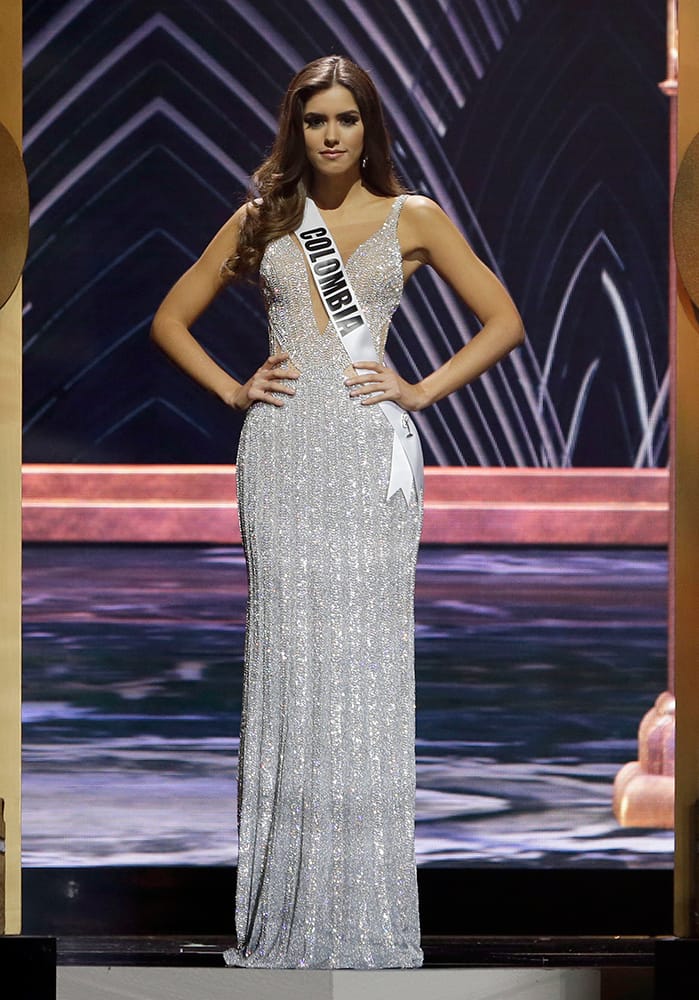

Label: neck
[309,172,363,210]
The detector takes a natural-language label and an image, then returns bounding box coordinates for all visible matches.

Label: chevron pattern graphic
[22,0,669,468]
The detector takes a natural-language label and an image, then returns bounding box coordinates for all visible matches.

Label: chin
[317,157,360,174]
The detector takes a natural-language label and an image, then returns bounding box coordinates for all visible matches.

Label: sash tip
[386,483,415,508]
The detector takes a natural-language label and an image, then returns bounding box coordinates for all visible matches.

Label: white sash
[295,197,424,506]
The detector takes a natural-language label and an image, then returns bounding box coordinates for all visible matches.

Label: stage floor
[52,935,658,1000]
[2,931,677,1000]
[54,932,657,967]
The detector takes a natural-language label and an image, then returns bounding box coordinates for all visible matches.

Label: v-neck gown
[224,195,424,969]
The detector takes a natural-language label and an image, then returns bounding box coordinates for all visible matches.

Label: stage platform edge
[56,966,600,1000]
[16,933,699,999]
[53,934,666,1000]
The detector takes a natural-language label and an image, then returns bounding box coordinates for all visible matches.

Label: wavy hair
[223,55,406,281]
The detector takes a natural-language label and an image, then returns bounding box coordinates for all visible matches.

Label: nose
[323,122,339,146]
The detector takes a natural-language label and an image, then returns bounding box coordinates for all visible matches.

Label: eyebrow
[303,109,360,117]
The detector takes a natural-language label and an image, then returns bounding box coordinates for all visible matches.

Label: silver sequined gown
[224,195,423,969]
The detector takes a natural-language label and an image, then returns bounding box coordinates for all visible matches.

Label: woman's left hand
[345,361,427,411]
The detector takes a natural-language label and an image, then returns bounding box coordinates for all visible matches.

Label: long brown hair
[223,55,406,281]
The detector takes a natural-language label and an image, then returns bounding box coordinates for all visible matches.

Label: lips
[320,150,345,158]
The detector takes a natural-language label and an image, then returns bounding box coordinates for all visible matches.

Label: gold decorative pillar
[672,0,699,938]
[0,0,25,935]
[612,0,678,833]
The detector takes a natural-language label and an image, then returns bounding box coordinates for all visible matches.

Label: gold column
[0,0,23,934]
[673,0,699,937]
[612,0,679,833]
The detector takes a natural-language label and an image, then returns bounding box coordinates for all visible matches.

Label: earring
[361,154,368,170]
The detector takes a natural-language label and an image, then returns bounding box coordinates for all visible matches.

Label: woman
[151,55,523,969]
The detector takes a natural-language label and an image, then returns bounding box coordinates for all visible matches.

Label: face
[302,84,364,178]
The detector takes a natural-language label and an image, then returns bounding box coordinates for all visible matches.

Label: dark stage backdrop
[22,0,669,467]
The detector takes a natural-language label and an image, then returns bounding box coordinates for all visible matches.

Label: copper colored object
[613,691,675,829]
[0,119,29,310]
[673,130,699,308]
[19,465,668,545]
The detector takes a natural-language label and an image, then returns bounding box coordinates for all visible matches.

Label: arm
[346,195,524,411]
[150,205,297,410]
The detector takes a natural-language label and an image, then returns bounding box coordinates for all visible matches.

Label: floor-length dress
[224,195,424,969]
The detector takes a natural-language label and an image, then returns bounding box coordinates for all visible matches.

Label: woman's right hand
[227,352,299,411]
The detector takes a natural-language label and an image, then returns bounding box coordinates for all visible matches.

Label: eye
[304,115,324,129]
[339,115,360,127]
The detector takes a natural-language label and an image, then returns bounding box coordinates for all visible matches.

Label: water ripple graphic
[22,544,672,868]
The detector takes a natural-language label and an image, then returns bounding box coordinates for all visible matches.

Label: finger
[349,382,384,396]
[353,361,382,372]
[360,392,390,406]
[253,378,295,396]
[264,351,290,367]
[251,389,285,407]
[268,367,299,379]
[345,372,381,387]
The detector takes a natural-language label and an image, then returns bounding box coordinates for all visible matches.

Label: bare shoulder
[399,195,458,265]
[219,200,258,234]
[400,195,457,243]
[226,201,253,232]
[202,203,250,257]
[401,194,450,228]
